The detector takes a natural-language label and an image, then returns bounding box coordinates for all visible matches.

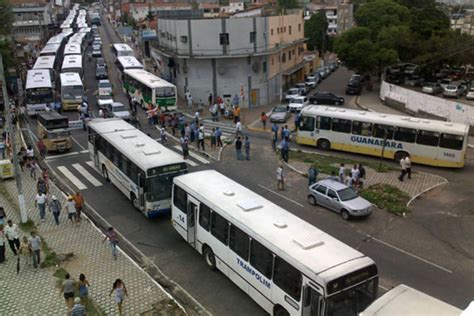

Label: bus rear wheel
[203,246,217,271]
[317,139,330,150]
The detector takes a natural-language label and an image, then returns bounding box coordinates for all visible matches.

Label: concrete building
[153,10,306,107]
[451,12,474,36]
[9,0,55,44]
[307,1,353,35]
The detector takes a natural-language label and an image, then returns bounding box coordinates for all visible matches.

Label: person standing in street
[28,231,41,269]
[5,220,20,256]
[308,166,318,186]
[73,191,84,223]
[181,135,189,159]
[0,225,5,263]
[110,279,128,315]
[186,92,193,109]
[35,191,47,222]
[398,156,407,181]
[235,136,243,160]
[280,138,289,163]
[49,195,62,225]
[405,155,412,179]
[37,139,46,160]
[65,196,78,225]
[235,120,242,137]
[60,273,76,311]
[358,164,366,189]
[70,297,87,316]
[216,127,223,147]
[198,127,205,151]
[19,236,31,267]
[276,165,285,190]
[77,273,90,307]
[103,227,119,260]
[260,112,268,130]
[244,136,250,160]
[210,128,217,151]
[338,163,345,183]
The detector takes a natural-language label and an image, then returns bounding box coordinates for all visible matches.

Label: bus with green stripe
[123,69,177,112]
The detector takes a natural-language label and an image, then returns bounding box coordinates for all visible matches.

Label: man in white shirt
[235,121,242,136]
[405,155,412,179]
[5,220,20,255]
[338,163,345,183]
[398,156,407,181]
[276,166,285,190]
[35,192,47,222]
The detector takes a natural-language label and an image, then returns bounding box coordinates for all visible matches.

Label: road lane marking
[71,136,87,151]
[80,150,89,154]
[85,161,96,169]
[72,163,102,187]
[173,145,210,164]
[57,166,87,190]
[185,160,198,167]
[45,152,79,160]
[366,234,453,274]
[258,184,305,208]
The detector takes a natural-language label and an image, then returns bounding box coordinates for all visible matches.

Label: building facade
[10,0,55,44]
[154,10,305,107]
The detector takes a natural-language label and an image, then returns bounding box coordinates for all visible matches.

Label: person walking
[358,164,366,189]
[233,105,241,124]
[65,196,78,225]
[160,126,168,145]
[398,156,407,181]
[198,127,205,151]
[308,166,318,186]
[350,164,360,188]
[19,236,31,267]
[405,155,412,179]
[5,220,20,256]
[338,163,345,183]
[280,138,289,163]
[276,165,285,190]
[28,231,41,269]
[29,159,39,180]
[216,127,223,147]
[60,273,76,311]
[73,191,84,222]
[103,227,119,260]
[260,112,268,130]
[37,177,48,194]
[235,136,243,160]
[70,297,87,316]
[186,92,193,109]
[210,128,217,150]
[0,226,5,263]
[235,120,242,137]
[77,273,90,307]
[35,191,47,222]
[37,139,46,159]
[49,195,62,225]
[110,279,128,315]
[181,136,189,160]
[244,136,250,160]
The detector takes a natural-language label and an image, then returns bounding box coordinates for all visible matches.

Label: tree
[304,12,329,54]
[0,0,14,68]
[277,0,298,13]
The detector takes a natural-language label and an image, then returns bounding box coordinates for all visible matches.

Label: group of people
[59,273,91,316]
[338,163,367,189]
[186,92,242,123]
[34,191,84,226]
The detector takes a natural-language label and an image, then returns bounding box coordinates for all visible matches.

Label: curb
[355,95,371,111]
[406,172,449,207]
[246,126,272,134]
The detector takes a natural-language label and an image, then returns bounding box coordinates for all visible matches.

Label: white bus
[25,69,54,115]
[123,69,177,111]
[64,43,82,56]
[33,56,57,84]
[61,55,83,78]
[39,44,61,57]
[360,284,462,316]
[172,170,379,316]
[296,106,469,168]
[47,33,68,46]
[112,43,134,60]
[60,72,84,111]
[116,56,143,72]
[87,118,188,218]
[68,33,86,49]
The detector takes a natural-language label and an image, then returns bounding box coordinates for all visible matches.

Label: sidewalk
[0,161,182,314]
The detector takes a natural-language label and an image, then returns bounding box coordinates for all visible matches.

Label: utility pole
[0,55,28,223]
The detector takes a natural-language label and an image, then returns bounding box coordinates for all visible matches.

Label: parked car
[466,87,474,100]
[96,57,107,69]
[92,48,102,57]
[308,179,373,220]
[310,92,345,105]
[98,79,112,95]
[95,65,107,79]
[405,75,424,87]
[316,67,328,79]
[443,85,463,98]
[105,102,132,121]
[404,64,418,75]
[269,105,290,123]
[459,80,471,92]
[288,96,309,112]
[439,78,452,90]
[305,76,318,89]
[387,74,405,85]
[328,61,338,72]
[345,80,363,95]
[422,82,442,95]
[92,42,101,50]
[285,88,300,102]
[294,83,308,96]
[97,92,113,108]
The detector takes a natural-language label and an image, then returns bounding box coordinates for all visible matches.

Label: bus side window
[439,133,463,150]
[373,124,394,139]
[299,116,315,131]
[416,130,439,147]
[316,116,331,130]
[173,185,187,211]
[199,203,211,231]
[138,171,146,189]
[273,256,302,301]
[352,121,372,136]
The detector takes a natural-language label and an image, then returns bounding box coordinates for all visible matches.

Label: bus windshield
[146,165,187,202]
[26,88,53,104]
[47,130,71,138]
[156,87,175,97]
[62,86,83,100]
[326,279,377,316]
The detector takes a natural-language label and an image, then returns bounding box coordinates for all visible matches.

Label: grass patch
[19,219,37,232]
[360,184,409,216]
[41,240,60,268]
[289,150,396,175]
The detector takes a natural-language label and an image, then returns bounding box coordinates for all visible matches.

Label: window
[315,185,327,195]
[173,185,187,211]
[277,28,280,34]
[439,133,463,150]
[352,121,372,136]
[271,29,274,36]
[373,124,394,139]
[298,23,301,32]
[229,225,249,260]
[250,239,273,279]
[394,127,416,143]
[263,61,267,73]
[300,116,315,131]
[289,25,292,35]
[416,130,439,147]
[327,189,338,200]
[250,31,256,43]
[199,203,211,231]
[331,118,352,134]
[104,141,112,159]
[219,33,229,45]
[316,116,331,130]
[289,51,292,60]
[129,162,138,184]
[180,36,187,43]
[273,256,302,301]
[121,155,130,177]
[272,57,274,65]
[284,26,286,33]
[282,53,286,63]
[211,212,229,245]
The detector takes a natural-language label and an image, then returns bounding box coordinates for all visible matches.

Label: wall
[379,80,474,129]
[267,11,304,49]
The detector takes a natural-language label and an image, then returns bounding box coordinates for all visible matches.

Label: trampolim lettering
[350,136,403,149]
[237,258,271,289]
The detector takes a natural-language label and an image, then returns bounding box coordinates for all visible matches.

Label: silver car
[308,179,373,220]
[269,105,290,123]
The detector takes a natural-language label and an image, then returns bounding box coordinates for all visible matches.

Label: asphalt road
[23,16,474,315]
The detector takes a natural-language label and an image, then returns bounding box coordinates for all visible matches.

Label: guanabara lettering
[350,136,403,149]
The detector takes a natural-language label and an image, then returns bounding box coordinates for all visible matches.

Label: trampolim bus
[123,69,177,111]
[88,118,188,218]
[296,106,469,168]
[172,170,378,316]
[25,69,54,115]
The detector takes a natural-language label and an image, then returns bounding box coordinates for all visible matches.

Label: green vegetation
[305,11,331,54]
[18,219,36,232]
[41,240,60,268]
[360,184,409,216]
[277,0,298,12]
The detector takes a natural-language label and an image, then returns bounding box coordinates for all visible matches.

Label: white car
[466,87,474,100]
[98,79,112,95]
[439,78,452,90]
[305,76,318,88]
[285,88,300,102]
[443,85,462,98]
[105,102,132,121]
[288,96,308,112]
[97,92,113,107]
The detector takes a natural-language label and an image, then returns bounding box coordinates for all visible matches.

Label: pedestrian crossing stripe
[72,163,102,187]
[57,166,88,190]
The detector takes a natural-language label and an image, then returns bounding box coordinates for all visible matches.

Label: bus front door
[186,197,199,249]
[302,285,323,316]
